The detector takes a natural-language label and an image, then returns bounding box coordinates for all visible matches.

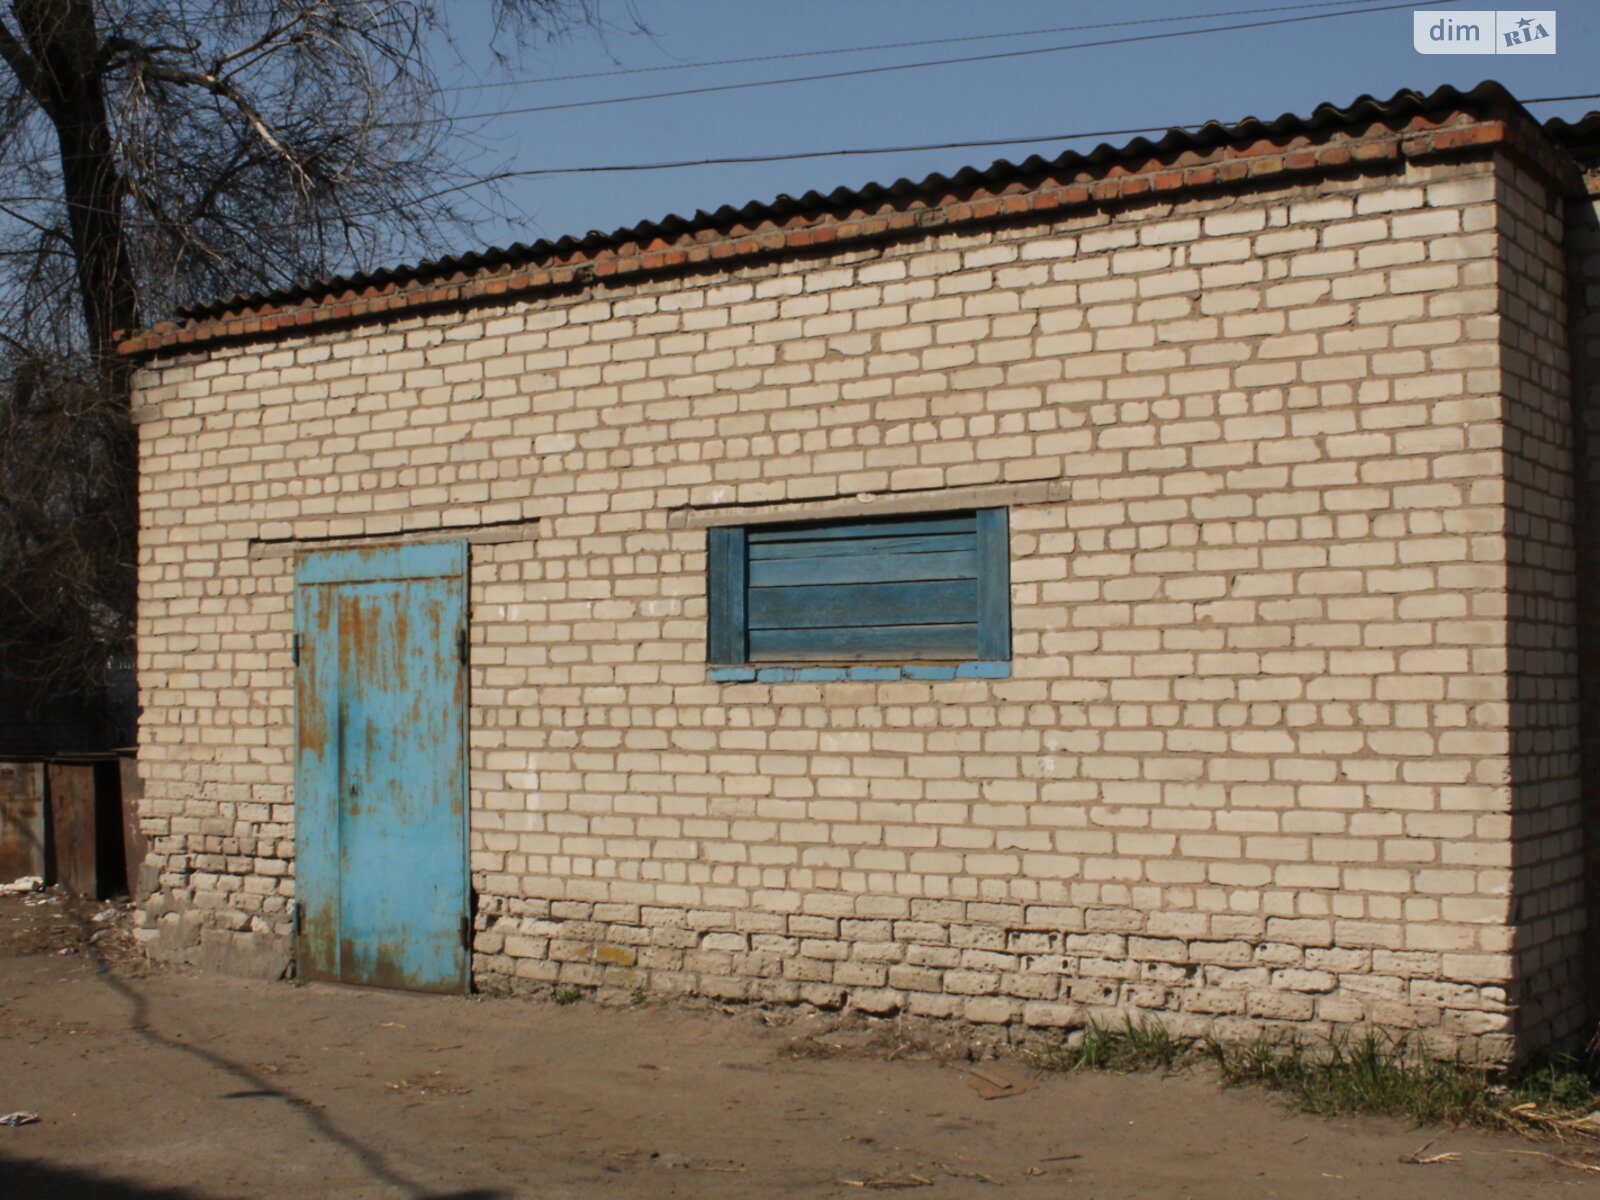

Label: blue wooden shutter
[739,510,1007,662]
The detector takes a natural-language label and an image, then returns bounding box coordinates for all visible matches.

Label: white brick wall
[129,145,1588,1062]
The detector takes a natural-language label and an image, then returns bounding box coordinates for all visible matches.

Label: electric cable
[437,0,1458,125]
[439,0,1406,95]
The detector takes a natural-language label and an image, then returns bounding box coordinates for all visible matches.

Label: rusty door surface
[47,763,98,895]
[0,762,46,884]
[295,542,468,993]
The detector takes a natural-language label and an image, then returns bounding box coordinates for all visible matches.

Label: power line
[469,126,1193,183]
[421,90,1600,187]
[0,123,1196,227]
[1522,93,1600,107]
[9,90,1600,230]
[439,0,1394,95]
[310,87,1600,224]
[1509,92,1600,105]
[437,0,1455,125]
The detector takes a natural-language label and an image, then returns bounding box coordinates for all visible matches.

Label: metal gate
[294,542,469,993]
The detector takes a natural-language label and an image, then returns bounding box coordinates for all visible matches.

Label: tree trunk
[12,0,138,392]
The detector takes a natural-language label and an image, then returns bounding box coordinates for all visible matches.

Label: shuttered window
[708,508,1010,664]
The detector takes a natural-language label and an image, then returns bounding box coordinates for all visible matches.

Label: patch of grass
[1048,1016,1187,1073]
[1508,1055,1600,1114]
[1204,1032,1503,1126]
[552,986,583,1006]
[1038,1018,1600,1131]
[1497,1055,1600,1141]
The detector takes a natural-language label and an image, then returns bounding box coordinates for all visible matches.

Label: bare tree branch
[0,17,49,107]
[0,0,614,701]
[127,56,318,194]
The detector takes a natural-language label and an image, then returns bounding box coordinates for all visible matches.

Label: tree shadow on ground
[0,1151,504,1200]
[0,1152,209,1200]
[64,908,505,1200]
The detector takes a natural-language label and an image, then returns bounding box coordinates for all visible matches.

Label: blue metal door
[294,542,468,993]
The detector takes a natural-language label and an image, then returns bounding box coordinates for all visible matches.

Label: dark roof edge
[124,80,1587,358]
[1541,109,1600,169]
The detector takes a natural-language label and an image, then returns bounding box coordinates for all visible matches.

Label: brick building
[121,83,1600,1062]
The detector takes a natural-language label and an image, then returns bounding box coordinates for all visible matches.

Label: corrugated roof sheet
[173,80,1590,323]
[1541,109,1600,166]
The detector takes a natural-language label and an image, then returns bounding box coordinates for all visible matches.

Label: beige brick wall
[1496,157,1584,1053]
[131,149,1587,1060]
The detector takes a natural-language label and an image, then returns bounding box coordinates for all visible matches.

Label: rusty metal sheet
[48,762,98,895]
[0,761,46,884]
[118,755,150,898]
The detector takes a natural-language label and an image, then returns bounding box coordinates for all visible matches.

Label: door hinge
[460,915,473,950]
[457,627,469,666]
[291,633,301,666]
[292,900,303,935]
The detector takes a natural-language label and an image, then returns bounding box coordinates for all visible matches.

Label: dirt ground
[3,892,1598,1199]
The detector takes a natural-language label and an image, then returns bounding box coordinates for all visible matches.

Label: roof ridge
[153,80,1568,333]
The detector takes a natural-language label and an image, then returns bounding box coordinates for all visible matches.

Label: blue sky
[433,2,1598,252]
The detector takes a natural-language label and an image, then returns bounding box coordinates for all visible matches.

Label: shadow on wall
[1571,192,1600,1054]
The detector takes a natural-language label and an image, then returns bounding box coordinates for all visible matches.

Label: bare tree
[0,348,132,707]
[0,0,599,701]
